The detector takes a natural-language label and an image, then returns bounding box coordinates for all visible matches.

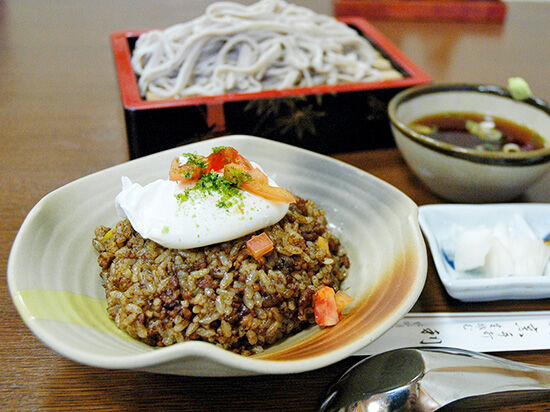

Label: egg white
[115,171,289,249]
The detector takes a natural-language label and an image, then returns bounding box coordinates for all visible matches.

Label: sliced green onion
[508,77,532,101]
[502,143,521,153]
[409,124,434,135]
[465,120,503,142]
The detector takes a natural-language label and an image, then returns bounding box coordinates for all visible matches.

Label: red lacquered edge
[334,0,507,23]
[110,17,432,110]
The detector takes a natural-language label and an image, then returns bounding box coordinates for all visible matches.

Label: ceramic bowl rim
[387,83,550,166]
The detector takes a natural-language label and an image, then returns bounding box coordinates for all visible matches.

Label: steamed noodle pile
[131,0,399,99]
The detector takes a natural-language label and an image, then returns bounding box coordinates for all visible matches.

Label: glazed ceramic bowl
[388,84,550,202]
[8,135,427,377]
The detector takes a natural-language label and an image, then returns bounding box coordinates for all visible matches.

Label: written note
[354,311,550,356]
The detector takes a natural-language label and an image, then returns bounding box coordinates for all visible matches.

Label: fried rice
[92,197,349,355]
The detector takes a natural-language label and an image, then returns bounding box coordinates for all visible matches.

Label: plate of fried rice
[8,135,427,376]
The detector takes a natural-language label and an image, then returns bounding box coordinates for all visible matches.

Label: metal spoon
[319,347,550,411]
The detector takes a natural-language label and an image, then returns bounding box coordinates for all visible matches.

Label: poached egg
[115,162,289,249]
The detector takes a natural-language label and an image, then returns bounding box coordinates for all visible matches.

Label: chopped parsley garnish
[181,153,208,169]
[225,167,251,186]
[211,146,227,153]
[175,171,245,209]
[175,192,189,203]
[161,226,169,234]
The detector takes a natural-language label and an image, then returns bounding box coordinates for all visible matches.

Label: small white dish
[419,203,550,302]
[8,135,427,376]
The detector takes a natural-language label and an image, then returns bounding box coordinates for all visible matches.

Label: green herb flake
[226,167,251,187]
[181,152,208,169]
[102,228,115,241]
[161,226,169,234]
[211,146,227,153]
[175,171,245,210]
[175,192,190,205]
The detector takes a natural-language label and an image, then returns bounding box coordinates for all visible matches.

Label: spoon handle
[417,347,550,409]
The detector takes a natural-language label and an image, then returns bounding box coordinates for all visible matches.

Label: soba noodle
[131,0,400,99]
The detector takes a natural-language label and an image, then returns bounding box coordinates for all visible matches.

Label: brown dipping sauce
[409,112,546,152]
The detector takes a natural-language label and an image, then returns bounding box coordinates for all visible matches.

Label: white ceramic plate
[8,135,427,376]
[419,203,550,302]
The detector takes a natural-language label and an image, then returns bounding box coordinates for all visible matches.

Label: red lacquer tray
[111,17,432,158]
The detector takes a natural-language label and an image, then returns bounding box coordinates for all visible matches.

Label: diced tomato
[168,157,203,183]
[314,286,354,327]
[246,232,274,260]
[207,147,252,172]
[335,290,354,314]
[313,286,339,327]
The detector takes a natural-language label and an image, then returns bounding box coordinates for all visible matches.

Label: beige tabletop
[1,1,550,410]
